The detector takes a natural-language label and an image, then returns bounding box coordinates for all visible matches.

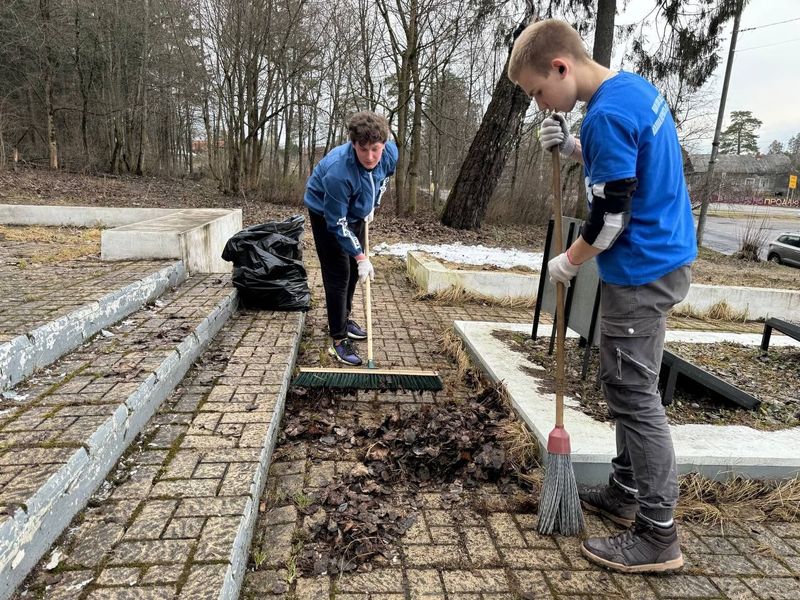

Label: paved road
[698,208,800,259]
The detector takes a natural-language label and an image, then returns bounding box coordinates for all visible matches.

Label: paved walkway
[0,274,232,523]
[242,254,800,599]
[2,227,799,599]
[0,236,169,342]
[13,306,303,599]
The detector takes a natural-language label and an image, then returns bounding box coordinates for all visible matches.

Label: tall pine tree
[719,110,762,155]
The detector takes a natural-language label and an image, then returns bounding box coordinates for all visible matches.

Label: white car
[767,233,800,268]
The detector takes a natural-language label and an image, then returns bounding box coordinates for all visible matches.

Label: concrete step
[0,275,237,598]
[0,261,187,391]
[11,308,303,600]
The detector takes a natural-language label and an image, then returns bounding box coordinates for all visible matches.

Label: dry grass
[0,225,101,264]
[692,246,800,290]
[501,420,542,477]
[676,472,800,526]
[415,284,536,308]
[438,328,473,384]
[671,299,750,323]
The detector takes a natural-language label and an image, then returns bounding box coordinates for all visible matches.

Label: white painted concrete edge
[676,283,800,321]
[454,320,800,485]
[407,251,539,301]
[0,261,187,392]
[0,204,178,228]
[220,310,305,600]
[1,203,240,275]
[0,289,239,599]
[407,251,800,321]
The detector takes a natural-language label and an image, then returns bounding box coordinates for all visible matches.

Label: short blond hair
[508,19,590,83]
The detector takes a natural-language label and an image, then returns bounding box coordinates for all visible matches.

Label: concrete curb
[455,320,800,485]
[218,310,305,600]
[0,289,238,599]
[0,261,187,392]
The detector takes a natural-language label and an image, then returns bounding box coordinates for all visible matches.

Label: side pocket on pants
[599,316,663,387]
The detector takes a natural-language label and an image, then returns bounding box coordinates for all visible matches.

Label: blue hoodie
[304,140,398,256]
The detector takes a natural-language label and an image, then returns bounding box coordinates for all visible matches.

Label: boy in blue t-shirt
[508,19,696,573]
[304,112,398,367]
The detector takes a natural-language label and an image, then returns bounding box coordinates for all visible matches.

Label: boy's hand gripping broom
[536,147,585,536]
[292,221,443,392]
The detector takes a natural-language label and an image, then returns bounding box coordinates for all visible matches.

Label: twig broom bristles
[537,147,585,536]
[292,221,443,392]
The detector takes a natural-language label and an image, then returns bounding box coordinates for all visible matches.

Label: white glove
[539,113,576,158]
[357,257,375,283]
[548,252,580,287]
[365,207,375,224]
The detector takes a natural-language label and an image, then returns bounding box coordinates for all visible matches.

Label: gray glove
[357,257,374,283]
[365,207,375,224]
[539,113,576,158]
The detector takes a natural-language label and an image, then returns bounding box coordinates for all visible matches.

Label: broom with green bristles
[292,220,443,392]
[537,147,585,536]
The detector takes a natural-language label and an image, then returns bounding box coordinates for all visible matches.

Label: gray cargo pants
[599,265,691,523]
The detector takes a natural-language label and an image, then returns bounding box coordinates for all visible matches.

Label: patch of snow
[372,242,542,270]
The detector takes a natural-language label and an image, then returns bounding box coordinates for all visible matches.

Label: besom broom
[292,221,443,392]
[537,147,585,536]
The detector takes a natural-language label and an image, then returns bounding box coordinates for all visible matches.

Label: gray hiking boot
[579,475,638,527]
[581,514,684,574]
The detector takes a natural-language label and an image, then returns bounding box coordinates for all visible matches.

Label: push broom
[292,220,443,392]
[537,147,585,536]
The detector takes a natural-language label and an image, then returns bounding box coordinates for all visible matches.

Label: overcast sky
[614,0,799,153]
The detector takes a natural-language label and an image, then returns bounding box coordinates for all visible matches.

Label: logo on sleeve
[651,94,669,136]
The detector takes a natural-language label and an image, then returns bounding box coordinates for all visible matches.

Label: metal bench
[659,349,760,410]
[761,317,800,351]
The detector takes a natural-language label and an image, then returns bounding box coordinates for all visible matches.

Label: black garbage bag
[221,215,311,311]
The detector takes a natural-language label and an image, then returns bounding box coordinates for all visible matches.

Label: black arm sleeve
[580,177,638,251]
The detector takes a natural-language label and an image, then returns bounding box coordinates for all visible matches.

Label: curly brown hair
[347,111,390,145]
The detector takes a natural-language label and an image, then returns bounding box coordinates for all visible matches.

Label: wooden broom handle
[364,221,374,365]
[551,148,566,428]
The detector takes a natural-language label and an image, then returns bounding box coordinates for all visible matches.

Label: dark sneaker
[346,319,367,340]
[582,514,684,574]
[579,475,638,527]
[328,339,362,366]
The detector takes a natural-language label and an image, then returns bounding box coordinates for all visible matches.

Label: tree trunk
[39,0,58,169]
[135,0,151,175]
[592,0,616,67]
[282,79,294,178]
[440,51,531,230]
[408,51,422,215]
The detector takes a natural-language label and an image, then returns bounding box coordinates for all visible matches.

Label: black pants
[309,210,365,340]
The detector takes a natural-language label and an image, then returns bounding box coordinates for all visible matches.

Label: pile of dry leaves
[280,385,532,575]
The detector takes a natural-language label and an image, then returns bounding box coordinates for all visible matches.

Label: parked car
[767,233,800,268]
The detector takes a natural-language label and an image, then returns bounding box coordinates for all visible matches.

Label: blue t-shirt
[581,72,697,285]
[304,141,398,256]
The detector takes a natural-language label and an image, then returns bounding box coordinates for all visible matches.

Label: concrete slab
[677,283,800,321]
[407,251,539,301]
[454,320,800,485]
[406,251,800,321]
[0,204,174,228]
[0,204,242,274]
[101,209,241,273]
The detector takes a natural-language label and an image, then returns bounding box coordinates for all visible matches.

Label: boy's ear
[552,58,568,76]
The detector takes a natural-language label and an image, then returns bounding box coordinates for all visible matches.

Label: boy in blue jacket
[508,19,696,573]
[304,111,398,366]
